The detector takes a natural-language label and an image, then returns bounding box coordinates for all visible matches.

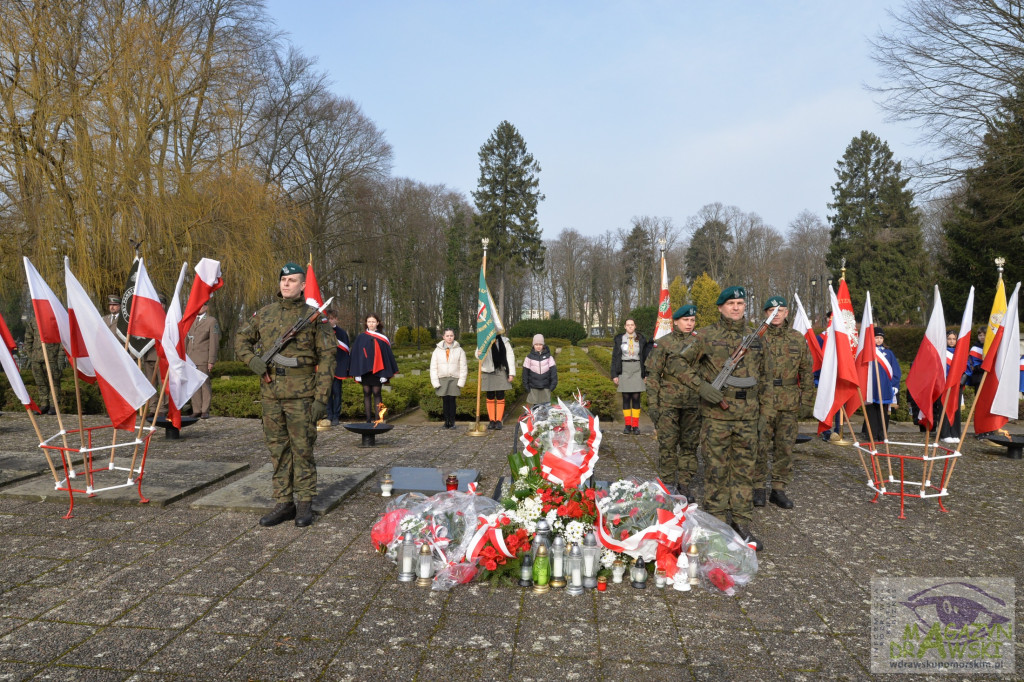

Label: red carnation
[481,546,497,559]
[484,559,498,571]
[584,488,596,501]
[500,517,511,526]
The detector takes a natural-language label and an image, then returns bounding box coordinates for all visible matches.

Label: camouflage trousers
[30,361,56,410]
[655,406,701,486]
[700,418,757,526]
[755,410,799,490]
[261,397,318,502]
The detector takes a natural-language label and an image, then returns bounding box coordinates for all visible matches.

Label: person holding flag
[754,295,813,510]
[474,247,513,430]
[235,262,336,528]
[859,329,900,442]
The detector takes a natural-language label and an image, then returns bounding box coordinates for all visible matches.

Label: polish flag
[64,259,155,430]
[813,286,860,433]
[835,278,858,351]
[906,286,947,432]
[792,293,822,371]
[23,257,96,382]
[126,258,165,342]
[0,311,40,413]
[844,291,876,417]
[161,263,209,428]
[180,258,223,338]
[941,287,974,424]
[974,282,1021,434]
[305,261,324,309]
[653,255,672,340]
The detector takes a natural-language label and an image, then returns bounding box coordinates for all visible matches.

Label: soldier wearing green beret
[753,296,813,510]
[235,262,335,528]
[645,304,701,502]
[677,285,772,551]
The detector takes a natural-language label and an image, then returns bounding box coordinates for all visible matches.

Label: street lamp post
[809,278,817,327]
[346,279,367,330]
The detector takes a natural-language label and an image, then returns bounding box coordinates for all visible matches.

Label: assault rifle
[259,297,333,383]
[710,306,779,410]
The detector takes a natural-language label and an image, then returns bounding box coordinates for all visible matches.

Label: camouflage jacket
[234,296,335,402]
[645,328,699,411]
[678,314,773,421]
[763,320,814,415]
[22,317,62,365]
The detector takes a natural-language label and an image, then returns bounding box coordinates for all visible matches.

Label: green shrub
[509,336,570,349]
[506,319,587,345]
[578,337,613,348]
[211,361,250,378]
[394,326,433,346]
[588,346,613,374]
[210,375,263,418]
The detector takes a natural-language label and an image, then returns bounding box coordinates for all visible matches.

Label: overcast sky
[262,1,921,239]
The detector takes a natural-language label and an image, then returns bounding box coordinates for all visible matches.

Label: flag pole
[25,406,60,484]
[852,388,882,488]
[41,345,71,453]
[923,385,955,490]
[942,373,987,490]
[467,238,490,437]
[872,361,894,482]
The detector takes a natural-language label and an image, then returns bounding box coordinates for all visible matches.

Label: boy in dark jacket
[522,334,557,409]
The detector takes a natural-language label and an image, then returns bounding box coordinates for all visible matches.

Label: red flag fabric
[813,286,860,433]
[0,311,40,413]
[906,286,947,432]
[64,258,155,430]
[941,287,974,425]
[974,282,1021,434]
[835,278,858,351]
[791,293,822,372]
[844,291,876,417]
[180,258,223,340]
[305,261,324,309]
[23,257,96,382]
[126,258,166,342]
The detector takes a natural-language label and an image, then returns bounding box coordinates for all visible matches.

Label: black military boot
[753,488,767,507]
[769,489,794,509]
[731,522,763,552]
[259,502,296,527]
[294,501,314,527]
[623,424,631,435]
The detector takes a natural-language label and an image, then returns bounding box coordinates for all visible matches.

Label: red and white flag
[161,263,209,428]
[305,261,324,309]
[813,286,860,433]
[23,257,95,382]
[835,278,858,351]
[653,255,672,340]
[64,259,155,430]
[792,293,822,372]
[180,258,223,338]
[126,258,165,342]
[974,282,1021,434]
[844,291,876,417]
[941,287,974,424]
[906,286,947,432]
[0,311,40,413]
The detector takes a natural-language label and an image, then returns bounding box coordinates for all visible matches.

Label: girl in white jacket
[430,328,468,429]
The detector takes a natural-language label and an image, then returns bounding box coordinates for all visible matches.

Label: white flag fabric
[161,263,208,426]
[64,258,155,429]
[24,257,96,381]
[0,312,40,412]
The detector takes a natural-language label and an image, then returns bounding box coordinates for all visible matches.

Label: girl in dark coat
[349,313,399,422]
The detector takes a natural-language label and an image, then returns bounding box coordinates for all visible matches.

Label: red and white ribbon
[596,505,687,561]
[465,513,515,561]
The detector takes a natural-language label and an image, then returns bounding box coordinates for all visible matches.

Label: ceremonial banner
[653,255,672,340]
[180,258,223,338]
[161,263,209,428]
[64,259,155,430]
[24,257,96,382]
[974,282,1021,434]
[125,258,166,342]
[304,261,324,308]
[0,311,40,413]
[115,259,156,358]
[906,286,946,431]
[983,277,1006,357]
[813,286,859,433]
[836,278,858,350]
[475,266,504,359]
[941,287,974,424]
[843,291,876,417]
[792,293,822,372]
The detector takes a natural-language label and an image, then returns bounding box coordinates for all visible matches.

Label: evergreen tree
[690,273,721,328]
[827,131,926,323]
[669,275,689,312]
[940,83,1024,308]
[472,121,545,317]
[685,219,732,284]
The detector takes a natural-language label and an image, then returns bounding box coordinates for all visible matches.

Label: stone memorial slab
[190,464,374,514]
[411,369,421,375]
[0,451,84,487]
[0,459,248,507]
[390,466,479,495]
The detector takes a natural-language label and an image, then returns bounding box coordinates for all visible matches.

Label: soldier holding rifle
[235,263,335,528]
[678,286,774,551]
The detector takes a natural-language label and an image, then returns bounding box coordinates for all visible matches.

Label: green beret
[673,305,696,319]
[279,262,304,277]
[716,286,745,306]
[763,295,787,310]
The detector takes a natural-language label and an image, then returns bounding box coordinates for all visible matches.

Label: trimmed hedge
[506,319,587,345]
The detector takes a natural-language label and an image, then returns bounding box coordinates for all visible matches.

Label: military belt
[772,378,798,386]
[725,389,749,400]
[274,366,315,376]
[724,375,757,388]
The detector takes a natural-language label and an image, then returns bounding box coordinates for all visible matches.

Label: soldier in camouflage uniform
[235,263,335,528]
[678,286,772,551]
[645,305,701,503]
[753,296,814,510]
[22,316,62,414]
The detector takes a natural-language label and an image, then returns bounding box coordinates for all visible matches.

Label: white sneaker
[942,437,958,444]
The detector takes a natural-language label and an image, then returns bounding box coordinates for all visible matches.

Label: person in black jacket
[325,309,351,426]
[348,313,398,422]
[611,319,651,435]
[522,334,557,409]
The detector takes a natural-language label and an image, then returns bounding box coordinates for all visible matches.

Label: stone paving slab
[188,464,373,515]
[0,459,247,508]
[0,452,81,487]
